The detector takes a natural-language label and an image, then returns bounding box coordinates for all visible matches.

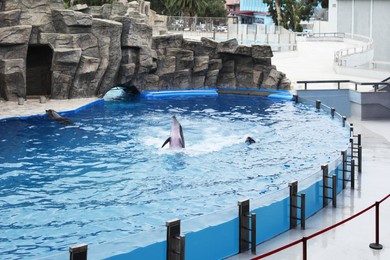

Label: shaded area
[26,45,52,97]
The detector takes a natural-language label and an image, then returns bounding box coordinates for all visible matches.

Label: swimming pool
[0,92,349,259]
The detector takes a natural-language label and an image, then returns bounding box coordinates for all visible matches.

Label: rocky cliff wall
[0,0,290,101]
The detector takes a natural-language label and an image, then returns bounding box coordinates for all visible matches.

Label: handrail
[381,76,390,82]
[307,32,345,38]
[296,78,390,92]
[333,33,374,67]
[250,194,390,260]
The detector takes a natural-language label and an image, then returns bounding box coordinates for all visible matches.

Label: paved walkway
[226,40,390,259]
[0,97,98,120]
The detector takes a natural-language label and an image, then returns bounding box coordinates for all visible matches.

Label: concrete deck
[0,97,98,120]
[226,40,390,259]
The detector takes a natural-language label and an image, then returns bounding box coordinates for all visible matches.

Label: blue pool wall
[100,158,346,260]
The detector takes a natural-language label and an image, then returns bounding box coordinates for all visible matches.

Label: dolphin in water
[46,109,73,125]
[162,116,185,149]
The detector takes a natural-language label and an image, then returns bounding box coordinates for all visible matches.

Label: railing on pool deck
[250,194,390,260]
[53,95,362,260]
[296,78,390,92]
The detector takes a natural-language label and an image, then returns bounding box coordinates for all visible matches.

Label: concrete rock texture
[0,0,290,101]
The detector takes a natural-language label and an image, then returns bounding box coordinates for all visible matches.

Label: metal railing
[334,33,374,67]
[250,194,390,260]
[153,16,297,51]
[296,78,390,92]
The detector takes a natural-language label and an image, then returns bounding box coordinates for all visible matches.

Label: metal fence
[153,16,297,52]
[334,33,374,67]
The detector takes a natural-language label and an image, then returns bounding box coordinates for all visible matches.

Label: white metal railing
[334,33,374,67]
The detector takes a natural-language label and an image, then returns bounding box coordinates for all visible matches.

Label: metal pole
[180,236,185,260]
[69,244,88,260]
[322,164,328,207]
[369,202,383,250]
[342,151,347,189]
[350,138,354,159]
[316,100,321,110]
[351,159,355,189]
[293,94,298,103]
[302,237,307,260]
[251,213,257,254]
[289,181,298,228]
[332,174,337,208]
[301,193,306,230]
[166,219,183,260]
[358,145,362,173]
[238,199,250,253]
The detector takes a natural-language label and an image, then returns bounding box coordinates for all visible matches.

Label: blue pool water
[0,94,349,259]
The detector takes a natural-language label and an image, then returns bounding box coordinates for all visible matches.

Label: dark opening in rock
[26,45,53,97]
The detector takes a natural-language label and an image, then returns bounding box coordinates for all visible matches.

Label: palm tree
[166,0,207,17]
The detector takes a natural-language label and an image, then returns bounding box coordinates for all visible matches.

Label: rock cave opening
[26,45,53,97]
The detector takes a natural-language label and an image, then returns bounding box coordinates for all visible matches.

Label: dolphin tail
[161,137,171,148]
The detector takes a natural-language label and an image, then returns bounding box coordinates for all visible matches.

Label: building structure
[227,0,273,25]
[226,0,240,15]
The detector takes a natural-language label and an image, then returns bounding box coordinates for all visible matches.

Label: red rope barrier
[250,194,390,260]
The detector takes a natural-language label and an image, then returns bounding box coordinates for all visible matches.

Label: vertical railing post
[166,219,185,260]
[322,164,329,207]
[293,94,298,103]
[238,199,256,254]
[369,202,383,250]
[332,174,337,207]
[342,150,347,189]
[289,181,298,228]
[322,164,337,208]
[342,116,347,127]
[69,244,88,260]
[358,145,362,173]
[301,193,306,230]
[302,237,308,260]
[251,213,257,254]
[316,100,321,110]
[351,159,355,189]
[289,181,305,229]
[350,138,354,160]
[238,199,250,253]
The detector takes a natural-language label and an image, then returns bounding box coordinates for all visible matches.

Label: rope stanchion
[250,194,390,260]
[369,201,383,250]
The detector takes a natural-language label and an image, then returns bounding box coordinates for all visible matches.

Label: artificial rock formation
[0,0,290,101]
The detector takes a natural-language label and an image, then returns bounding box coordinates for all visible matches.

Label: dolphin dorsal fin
[161,137,171,148]
[179,125,185,148]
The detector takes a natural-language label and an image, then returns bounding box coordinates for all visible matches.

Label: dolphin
[162,116,185,149]
[46,109,73,125]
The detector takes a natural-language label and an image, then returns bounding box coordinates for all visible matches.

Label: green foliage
[199,0,227,17]
[149,0,170,15]
[263,0,321,31]
[150,0,226,17]
[165,0,207,17]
